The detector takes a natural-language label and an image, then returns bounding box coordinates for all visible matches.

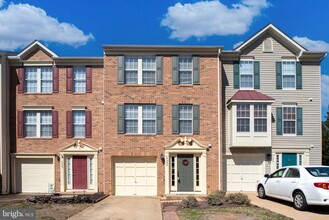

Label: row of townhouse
[0,24,326,195]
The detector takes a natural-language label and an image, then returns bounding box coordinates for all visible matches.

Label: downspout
[102,52,106,193]
[217,48,222,190]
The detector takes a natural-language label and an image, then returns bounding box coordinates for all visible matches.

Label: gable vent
[263,38,273,52]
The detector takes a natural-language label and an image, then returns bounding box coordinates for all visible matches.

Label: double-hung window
[25,67,53,93]
[24,111,52,138]
[254,104,267,132]
[73,66,86,93]
[142,57,156,84]
[73,111,86,137]
[124,56,156,84]
[237,104,250,132]
[283,106,296,134]
[179,105,193,134]
[282,61,295,89]
[179,57,193,84]
[240,60,253,89]
[124,105,156,134]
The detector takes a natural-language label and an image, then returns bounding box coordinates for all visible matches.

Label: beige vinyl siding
[223,32,322,165]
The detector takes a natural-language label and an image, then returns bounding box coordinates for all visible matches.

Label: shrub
[207,190,226,206]
[226,193,250,205]
[181,196,198,208]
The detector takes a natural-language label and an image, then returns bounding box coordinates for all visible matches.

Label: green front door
[282,153,297,167]
[177,154,194,192]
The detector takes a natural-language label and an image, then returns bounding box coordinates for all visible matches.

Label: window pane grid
[40,111,52,137]
[125,57,138,84]
[142,105,156,134]
[237,104,250,132]
[25,67,37,93]
[282,61,295,88]
[171,157,175,186]
[254,104,267,132]
[24,112,37,137]
[196,157,200,187]
[142,71,156,84]
[41,67,52,93]
[125,105,138,133]
[73,111,85,137]
[74,67,86,93]
[179,105,192,134]
[283,107,296,134]
[179,57,192,84]
[240,60,253,88]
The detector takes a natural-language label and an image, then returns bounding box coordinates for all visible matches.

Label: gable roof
[227,90,274,104]
[234,23,307,54]
[16,40,58,59]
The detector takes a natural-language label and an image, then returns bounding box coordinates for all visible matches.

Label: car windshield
[306,167,329,177]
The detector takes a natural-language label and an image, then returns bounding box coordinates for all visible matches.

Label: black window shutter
[156,56,163,85]
[172,56,179,85]
[193,105,200,134]
[193,56,200,85]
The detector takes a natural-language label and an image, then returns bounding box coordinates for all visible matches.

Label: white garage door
[226,154,264,192]
[16,158,54,193]
[115,157,157,196]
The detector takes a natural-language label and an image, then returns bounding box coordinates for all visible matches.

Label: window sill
[123,84,157,87]
[24,137,53,139]
[123,134,157,136]
[23,93,53,95]
[178,85,195,87]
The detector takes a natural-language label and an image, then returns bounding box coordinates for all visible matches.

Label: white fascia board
[235,24,306,53]
[17,41,58,58]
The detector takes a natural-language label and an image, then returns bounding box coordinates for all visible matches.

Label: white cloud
[161,0,270,41]
[322,74,329,109]
[0,3,94,51]
[293,36,329,51]
[233,41,244,49]
[0,0,5,8]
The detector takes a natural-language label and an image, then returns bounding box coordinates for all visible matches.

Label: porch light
[160,153,164,161]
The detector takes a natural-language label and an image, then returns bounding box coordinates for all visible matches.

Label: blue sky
[0,0,328,119]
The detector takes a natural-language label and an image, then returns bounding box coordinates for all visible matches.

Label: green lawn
[178,206,293,220]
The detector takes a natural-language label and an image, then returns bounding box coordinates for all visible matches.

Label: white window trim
[24,111,52,138]
[281,59,296,90]
[25,66,53,93]
[282,105,297,136]
[179,57,193,85]
[125,56,156,84]
[125,105,157,134]
[239,59,254,90]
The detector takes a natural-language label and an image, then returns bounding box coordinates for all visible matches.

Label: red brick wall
[10,63,105,192]
[103,55,219,195]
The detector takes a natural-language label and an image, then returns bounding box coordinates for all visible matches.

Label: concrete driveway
[246,192,329,220]
[69,196,162,220]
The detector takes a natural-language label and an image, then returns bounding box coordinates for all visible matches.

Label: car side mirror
[264,174,270,178]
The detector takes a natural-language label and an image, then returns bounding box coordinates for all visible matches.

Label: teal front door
[282,153,297,167]
[177,154,194,192]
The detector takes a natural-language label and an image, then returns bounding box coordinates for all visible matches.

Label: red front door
[73,156,87,189]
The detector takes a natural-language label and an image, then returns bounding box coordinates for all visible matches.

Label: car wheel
[293,191,308,211]
[258,185,267,199]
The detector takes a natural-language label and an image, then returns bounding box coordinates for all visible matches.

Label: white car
[256,165,329,210]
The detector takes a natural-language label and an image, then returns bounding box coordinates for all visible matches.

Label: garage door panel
[226,154,264,192]
[16,158,54,193]
[114,157,157,196]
